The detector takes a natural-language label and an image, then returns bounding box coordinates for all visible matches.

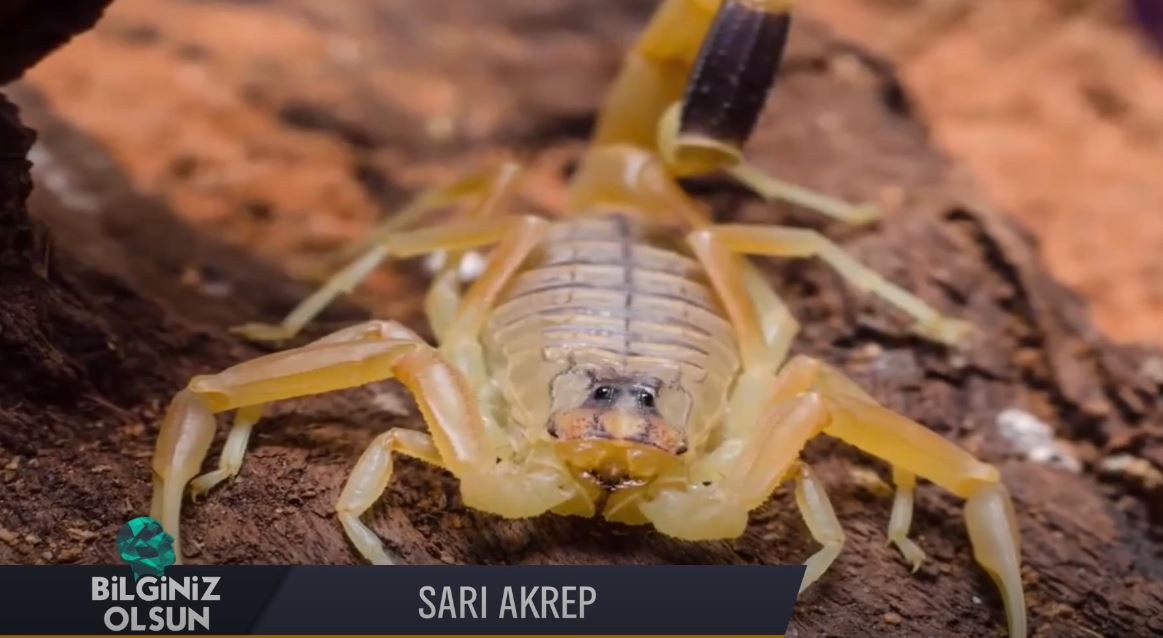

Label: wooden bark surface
[1,2,1162,637]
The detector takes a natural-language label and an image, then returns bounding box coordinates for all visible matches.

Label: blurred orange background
[806,0,1163,347]
[15,0,1163,346]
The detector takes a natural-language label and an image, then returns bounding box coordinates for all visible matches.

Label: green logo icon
[116,516,176,580]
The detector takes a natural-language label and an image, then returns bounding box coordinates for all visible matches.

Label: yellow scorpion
[149,1,1026,635]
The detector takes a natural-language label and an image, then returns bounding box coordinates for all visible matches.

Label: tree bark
[1,1,1161,637]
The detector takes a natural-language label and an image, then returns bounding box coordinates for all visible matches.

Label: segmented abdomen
[482,213,740,393]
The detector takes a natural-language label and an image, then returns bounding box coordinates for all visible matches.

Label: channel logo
[91,517,220,632]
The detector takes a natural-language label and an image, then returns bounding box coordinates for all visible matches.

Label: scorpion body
[484,213,738,468]
[148,1,1029,636]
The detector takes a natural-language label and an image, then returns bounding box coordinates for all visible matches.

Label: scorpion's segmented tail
[568,0,794,221]
[588,0,793,158]
[679,0,792,153]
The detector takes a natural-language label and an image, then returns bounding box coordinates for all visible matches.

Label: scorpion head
[547,373,689,485]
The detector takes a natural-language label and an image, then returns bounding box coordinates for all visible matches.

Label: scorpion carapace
[486,211,736,500]
[148,1,1027,636]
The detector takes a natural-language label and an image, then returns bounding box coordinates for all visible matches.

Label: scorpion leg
[776,355,1024,638]
[691,225,973,347]
[154,215,550,561]
[339,204,562,562]
[187,404,263,499]
[639,389,828,539]
[232,162,523,343]
[152,318,572,564]
[888,466,926,571]
[685,220,782,374]
[423,162,524,343]
[722,163,881,225]
[640,353,1025,637]
[336,428,441,565]
[340,162,522,264]
[340,205,584,564]
[639,389,850,591]
[188,320,449,500]
[793,462,846,594]
[152,319,443,561]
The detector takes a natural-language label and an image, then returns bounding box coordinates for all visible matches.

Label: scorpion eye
[634,388,656,409]
[591,386,615,401]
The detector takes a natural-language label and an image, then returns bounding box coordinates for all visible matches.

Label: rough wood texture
[2,2,1162,637]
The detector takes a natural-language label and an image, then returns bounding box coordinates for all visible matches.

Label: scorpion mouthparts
[553,439,679,482]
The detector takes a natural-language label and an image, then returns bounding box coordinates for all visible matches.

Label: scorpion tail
[588,0,792,166]
[567,1,794,225]
[662,0,793,177]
